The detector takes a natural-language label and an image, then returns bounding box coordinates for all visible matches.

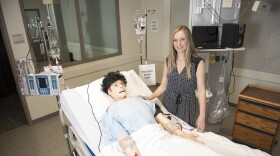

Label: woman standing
[143,25,206,132]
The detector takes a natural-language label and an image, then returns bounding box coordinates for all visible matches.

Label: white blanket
[100,124,270,156]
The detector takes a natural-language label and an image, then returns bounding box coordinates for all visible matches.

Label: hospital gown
[101,96,157,142]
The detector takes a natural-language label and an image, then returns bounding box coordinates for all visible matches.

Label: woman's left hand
[196,115,205,133]
[138,95,152,100]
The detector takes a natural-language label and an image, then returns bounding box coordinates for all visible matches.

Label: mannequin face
[108,80,127,102]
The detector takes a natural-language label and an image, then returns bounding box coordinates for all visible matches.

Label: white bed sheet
[60,70,270,156]
[101,124,221,156]
[100,124,270,156]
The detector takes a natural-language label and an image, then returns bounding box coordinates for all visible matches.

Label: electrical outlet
[219,75,224,82]
[195,7,202,14]
[222,0,233,8]
[252,1,271,14]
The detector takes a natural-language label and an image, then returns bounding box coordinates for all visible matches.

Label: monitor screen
[192,26,219,49]
[38,78,47,88]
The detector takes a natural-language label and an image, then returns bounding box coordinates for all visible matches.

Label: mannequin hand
[118,135,141,156]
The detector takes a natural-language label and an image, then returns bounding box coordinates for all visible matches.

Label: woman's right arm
[143,61,168,100]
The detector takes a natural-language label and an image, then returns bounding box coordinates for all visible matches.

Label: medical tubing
[176,123,183,130]
[87,84,102,152]
[140,38,143,64]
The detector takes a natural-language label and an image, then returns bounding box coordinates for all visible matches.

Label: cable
[87,83,102,153]
[226,52,235,100]
[204,2,252,23]
[25,25,38,58]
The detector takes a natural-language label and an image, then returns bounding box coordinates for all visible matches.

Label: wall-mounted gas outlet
[222,0,233,8]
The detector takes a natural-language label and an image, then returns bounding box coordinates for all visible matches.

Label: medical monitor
[35,75,51,95]
[192,26,222,49]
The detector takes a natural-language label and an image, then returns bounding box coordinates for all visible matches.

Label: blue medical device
[28,75,36,96]
[36,75,51,95]
[27,74,60,96]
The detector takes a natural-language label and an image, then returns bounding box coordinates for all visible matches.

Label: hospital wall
[0,0,170,121]
[163,0,280,107]
[229,0,280,104]
[1,0,279,122]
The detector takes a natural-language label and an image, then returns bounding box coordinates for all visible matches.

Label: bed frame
[58,102,94,156]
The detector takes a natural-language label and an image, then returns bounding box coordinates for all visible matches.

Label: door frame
[0,4,32,125]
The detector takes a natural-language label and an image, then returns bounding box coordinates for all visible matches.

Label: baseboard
[229,102,237,108]
[32,111,59,125]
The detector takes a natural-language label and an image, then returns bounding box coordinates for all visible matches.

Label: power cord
[87,83,102,153]
[204,1,251,23]
[226,52,235,101]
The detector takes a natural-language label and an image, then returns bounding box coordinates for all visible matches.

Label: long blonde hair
[166,25,197,79]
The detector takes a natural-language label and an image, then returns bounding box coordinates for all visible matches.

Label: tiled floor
[0,106,279,156]
[0,94,27,134]
[0,115,69,156]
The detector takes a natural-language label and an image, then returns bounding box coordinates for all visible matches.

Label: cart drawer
[235,111,277,134]
[238,100,280,121]
[232,124,273,151]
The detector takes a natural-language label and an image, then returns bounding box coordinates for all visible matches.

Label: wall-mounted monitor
[192,26,222,49]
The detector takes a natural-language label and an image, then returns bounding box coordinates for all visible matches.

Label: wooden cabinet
[232,84,280,153]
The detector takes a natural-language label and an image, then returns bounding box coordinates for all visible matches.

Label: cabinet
[232,84,280,152]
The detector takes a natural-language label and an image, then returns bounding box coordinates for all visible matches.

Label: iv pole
[134,9,156,86]
[144,9,148,65]
[144,9,155,65]
[133,9,155,65]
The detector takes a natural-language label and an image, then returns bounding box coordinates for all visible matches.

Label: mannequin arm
[155,113,204,144]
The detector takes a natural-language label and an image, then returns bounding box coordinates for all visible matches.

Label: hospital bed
[59,70,270,156]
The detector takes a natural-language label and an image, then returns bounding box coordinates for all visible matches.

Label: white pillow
[75,77,114,121]
[75,70,152,121]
